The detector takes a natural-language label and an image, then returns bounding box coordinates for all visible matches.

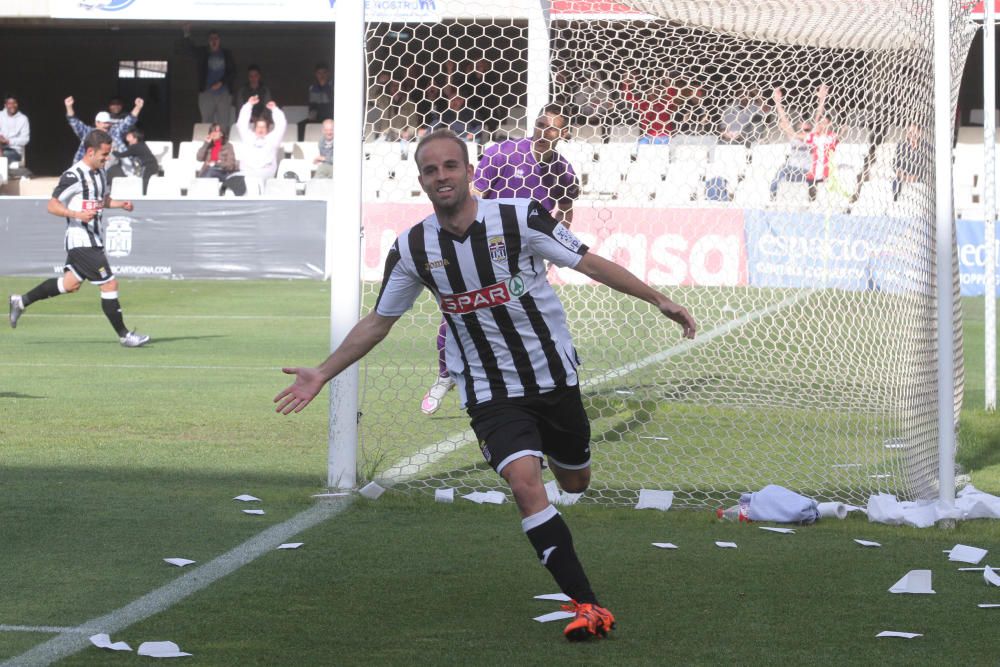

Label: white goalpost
[327,0,975,509]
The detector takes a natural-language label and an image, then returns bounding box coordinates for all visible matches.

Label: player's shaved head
[414,128,469,169]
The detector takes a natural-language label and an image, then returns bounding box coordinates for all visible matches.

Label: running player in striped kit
[8,129,149,347]
[275,129,696,641]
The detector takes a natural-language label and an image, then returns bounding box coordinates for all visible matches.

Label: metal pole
[526,0,552,121]
[327,1,364,489]
[934,0,956,511]
[985,0,998,411]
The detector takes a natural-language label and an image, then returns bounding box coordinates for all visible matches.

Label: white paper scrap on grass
[435,488,454,503]
[242,509,265,515]
[89,633,132,652]
[359,481,386,500]
[876,631,922,639]
[463,491,505,505]
[979,603,1000,608]
[137,641,192,658]
[233,494,260,502]
[534,593,572,602]
[277,543,303,550]
[635,489,674,511]
[948,544,988,564]
[652,542,678,549]
[715,541,738,549]
[985,565,1000,587]
[855,539,882,548]
[533,611,575,623]
[759,527,795,534]
[163,558,196,567]
[889,570,935,594]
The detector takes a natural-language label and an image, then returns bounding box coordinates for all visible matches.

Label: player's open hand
[265,100,277,110]
[248,95,260,106]
[64,96,75,108]
[659,300,696,339]
[274,366,326,415]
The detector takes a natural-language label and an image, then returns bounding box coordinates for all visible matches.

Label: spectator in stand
[621,72,686,145]
[313,119,335,179]
[306,62,334,123]
[109,128,159,194]
[65,96,143,169]
[769,84,838,201]
[430,94,481,142]
[0,94,30,165]
[196,123,243,195]
[573,70,617,128]
[420,105,579,414]
[183,25,237,127]
[106,97,127,129]
[236,64,273,110]
[673,76,708,135]
[235,95,287,182]
[719,87,769,145]
[893,122,931,201]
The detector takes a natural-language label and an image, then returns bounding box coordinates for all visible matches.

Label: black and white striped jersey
[376,197,590,408]
[51,160,108,250]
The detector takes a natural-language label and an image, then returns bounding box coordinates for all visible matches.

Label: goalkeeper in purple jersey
[421,105,581,415]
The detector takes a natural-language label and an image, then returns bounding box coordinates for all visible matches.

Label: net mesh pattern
[353,0,972,508]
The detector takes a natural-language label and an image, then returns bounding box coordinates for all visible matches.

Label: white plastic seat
[303,123,324,143]
[293,141,321,164]
[263,178,298,198]
[145,141,173,164]
[144,176,181,198]
[111,176,144,199]
[177,141,202,162]
[305,178,333,198]
[277,158,313,183]
[187,178,223,198]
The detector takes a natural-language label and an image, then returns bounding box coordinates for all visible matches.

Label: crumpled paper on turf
[866,484,1000,528]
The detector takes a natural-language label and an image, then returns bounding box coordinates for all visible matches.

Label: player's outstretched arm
[574,251,696,339]
[274,311,400,414]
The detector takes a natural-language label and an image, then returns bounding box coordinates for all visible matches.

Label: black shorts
[467,384,591,474]
[65,247,115,285]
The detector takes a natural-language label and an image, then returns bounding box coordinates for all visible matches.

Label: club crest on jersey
[440,276,527,314]
[488,235,507,263]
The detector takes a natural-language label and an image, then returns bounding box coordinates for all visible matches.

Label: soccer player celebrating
[274,129,695,641]
[421,104,579,414]
[8,129,149,347]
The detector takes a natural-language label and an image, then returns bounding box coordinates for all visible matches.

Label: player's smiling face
[416,137,473,211]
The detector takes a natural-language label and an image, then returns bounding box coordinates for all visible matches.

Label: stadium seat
[305,178,333,199]
[177,141,202,162]
[303,123,324,143]
[192,123,211,142]
[293,141,321,164]
[608,124,641,142]
[263,178,298,198]
[111,176,144,199]
[281,105,309,126]
[623,163,662,200]
[574,124,604,143]
[586,144,633,196]
[145,176,181,198]
[0,156,7,184]
[851,179,892,217]
[869,142,897,180]
[633,143,671,169]
[654,164,701,205]
[277,158,313,184]
[558,142,596,185]
[187,178,222,198]
[242,176,265,197]
[230,141,245,161]
[145,141,173,164]
[671,142,711,165]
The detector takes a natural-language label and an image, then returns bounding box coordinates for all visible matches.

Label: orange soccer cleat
[562,600,616,641]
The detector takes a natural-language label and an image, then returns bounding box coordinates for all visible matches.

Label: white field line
[1,498,354,667]
[379,291,810,483]
[11,314,329,320]
[0,362,431,372]
[0,626,89,634]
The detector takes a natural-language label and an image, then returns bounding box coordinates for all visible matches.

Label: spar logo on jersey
[78,0,137,11]
[488,235,507,263]
[553,224,581,252]
[105,216,133,258]
[440,276,526,314]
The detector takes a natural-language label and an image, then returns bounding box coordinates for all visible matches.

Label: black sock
[22,278,62,307]
[101,296,129,337]
[523,505,598,605]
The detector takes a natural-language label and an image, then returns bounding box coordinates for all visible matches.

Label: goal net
[354,0,972,508]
